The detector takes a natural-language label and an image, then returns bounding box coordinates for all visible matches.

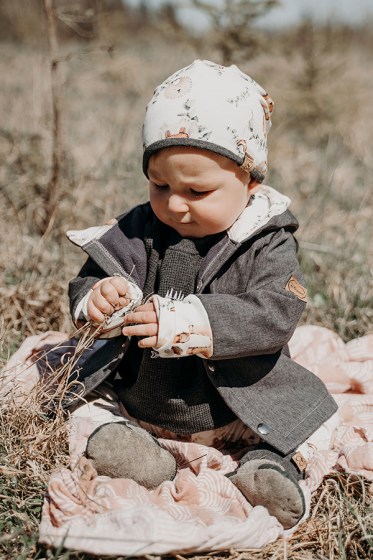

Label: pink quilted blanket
[2,325,373,556]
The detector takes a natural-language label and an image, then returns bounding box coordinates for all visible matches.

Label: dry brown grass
[0,20,372,560]
[0,375,70,559]
[1,27,372,348]
[0,322,110,559]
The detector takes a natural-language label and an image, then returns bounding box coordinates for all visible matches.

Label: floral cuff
[150,293,213,358]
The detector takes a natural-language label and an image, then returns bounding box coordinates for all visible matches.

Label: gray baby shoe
[85,421,177,489]
[227,447,306,529]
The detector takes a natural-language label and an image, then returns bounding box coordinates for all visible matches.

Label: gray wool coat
[68,201,337,456]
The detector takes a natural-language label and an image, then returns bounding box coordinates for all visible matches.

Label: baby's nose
[168,194,189,213]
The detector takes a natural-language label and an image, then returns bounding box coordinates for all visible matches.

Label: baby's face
[148,147,251,238]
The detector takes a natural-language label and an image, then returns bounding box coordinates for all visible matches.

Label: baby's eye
[190,188,210,197]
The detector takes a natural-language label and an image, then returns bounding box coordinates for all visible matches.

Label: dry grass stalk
[0,322,97,466]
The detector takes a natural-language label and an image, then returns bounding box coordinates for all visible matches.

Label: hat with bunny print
[142,59,274,182]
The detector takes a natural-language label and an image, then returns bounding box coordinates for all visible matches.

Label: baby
[67,60,338,529]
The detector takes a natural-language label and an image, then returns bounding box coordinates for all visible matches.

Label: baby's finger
[122,323,158,338]
[138,336,158,348]
[91,278,109,291]
[99,282,121,306]
[117,296,131,308]
[90,291,115,316]
[123,310,158,325]
[109,277,130,296]
[86,300,107,323]
[131,302,156,314]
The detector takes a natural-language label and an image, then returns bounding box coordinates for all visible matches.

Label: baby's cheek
[203,213,231,232]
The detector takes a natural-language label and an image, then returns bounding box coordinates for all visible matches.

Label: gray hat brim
[142,138,243,178]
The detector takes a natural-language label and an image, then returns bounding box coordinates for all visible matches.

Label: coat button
[207,362,215,373]
[257,423,271,435]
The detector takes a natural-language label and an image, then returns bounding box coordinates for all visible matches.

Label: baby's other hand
[87,277,131,324]
[122,301,159,348]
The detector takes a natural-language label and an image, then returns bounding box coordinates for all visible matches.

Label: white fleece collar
[227,185,291,243]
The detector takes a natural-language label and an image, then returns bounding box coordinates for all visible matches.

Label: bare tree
[43,0,66,236]
[191,0,279,64]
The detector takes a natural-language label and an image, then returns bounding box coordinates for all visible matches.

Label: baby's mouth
[172,217,194,226]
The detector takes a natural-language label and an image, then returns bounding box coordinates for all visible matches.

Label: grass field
[0,19,372,560]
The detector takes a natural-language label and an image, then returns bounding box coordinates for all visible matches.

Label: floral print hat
[142,59,274,182]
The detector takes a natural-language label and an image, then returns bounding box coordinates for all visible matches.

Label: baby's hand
[87,277,131,324]
[122,301,159,348]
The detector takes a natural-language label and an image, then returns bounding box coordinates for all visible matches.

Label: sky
[125,0,373,30]
[254,0,373,27]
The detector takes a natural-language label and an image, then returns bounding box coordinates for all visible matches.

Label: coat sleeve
[67,204,150,323]
[197,228,307,359]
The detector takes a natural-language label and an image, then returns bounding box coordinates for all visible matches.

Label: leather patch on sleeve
[292,451,308,472]
[285,276,308,302]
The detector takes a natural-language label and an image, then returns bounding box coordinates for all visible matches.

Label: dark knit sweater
[114,220,236,433]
